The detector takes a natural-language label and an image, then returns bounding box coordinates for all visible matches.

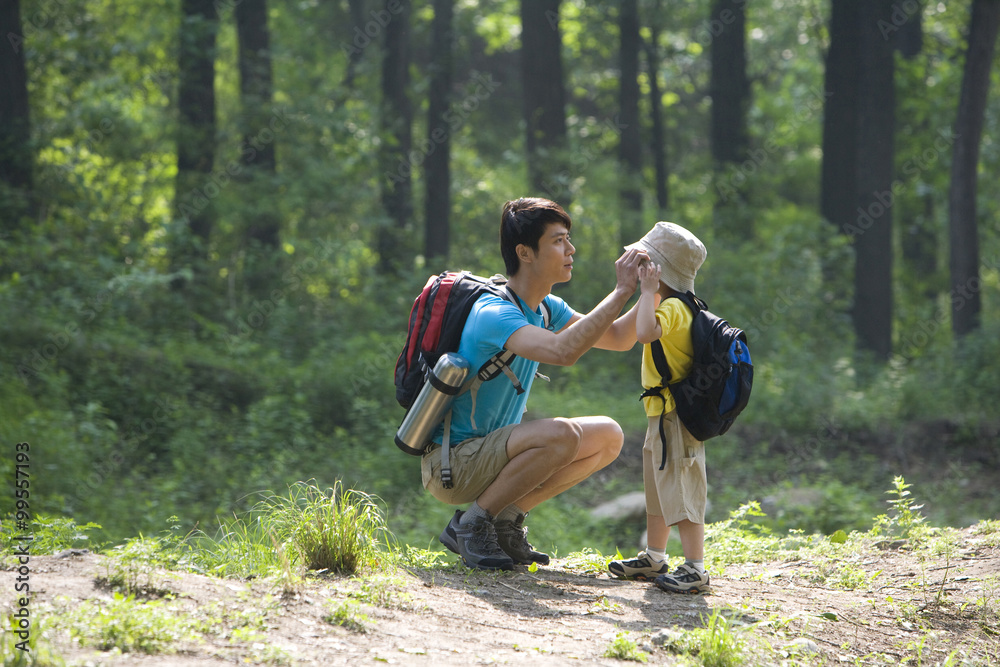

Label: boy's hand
[639,261,662,295]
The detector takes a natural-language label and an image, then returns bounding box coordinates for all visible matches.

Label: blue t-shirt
[431,292,574,445]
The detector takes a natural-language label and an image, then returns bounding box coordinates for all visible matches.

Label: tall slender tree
[378,0,413,275]
[520,0,568,200]
[852,0,896,362]
[618,0,643,247]
[236,0,278,249]
[644,3,669,214]
[174,0,219,270]
[949,0,1000,337]
[0,0,34,223]
[709,0,750,239]
[424,0,454,264]
[820,0,861,237]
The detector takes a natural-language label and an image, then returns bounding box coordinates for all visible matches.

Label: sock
[495,504,525,523]
[459,501,493,526]
[686,559,705,573]
[645,547,666,563]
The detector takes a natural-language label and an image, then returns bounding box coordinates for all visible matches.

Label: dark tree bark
[644,16,669,213]
[949,0,1000,337]
[424,0,453,264]
[236,0,279,249]
[520,0,568,200]
[343,0,367,90]
[852,0,896,362]
[618,0,643,247]
[0,0,34,221]
[709,0,750,239]
[378,0,413,275]
[895,0,923,59]
[820,0,861,235]
[174,0,219,268]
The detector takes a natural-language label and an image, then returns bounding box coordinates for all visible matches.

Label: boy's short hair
[500,198,572,276]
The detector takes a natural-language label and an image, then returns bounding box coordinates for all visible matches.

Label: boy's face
[522,222,575,284]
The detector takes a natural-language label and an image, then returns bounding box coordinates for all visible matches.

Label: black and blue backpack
[642,292,753,449]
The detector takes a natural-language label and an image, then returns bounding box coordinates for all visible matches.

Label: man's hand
[615,248,648,295]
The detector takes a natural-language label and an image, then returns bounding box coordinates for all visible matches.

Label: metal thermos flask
[394,353,470,455]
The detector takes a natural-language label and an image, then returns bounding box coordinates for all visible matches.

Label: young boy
[607,221,711,594]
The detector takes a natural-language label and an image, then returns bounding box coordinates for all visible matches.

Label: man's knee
[550,417,583,458]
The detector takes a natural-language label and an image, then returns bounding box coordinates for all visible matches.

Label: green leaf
[829,530,848,544]
[818,612,839,622]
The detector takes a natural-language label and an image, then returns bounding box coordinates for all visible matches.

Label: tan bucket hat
[625,221,707,294]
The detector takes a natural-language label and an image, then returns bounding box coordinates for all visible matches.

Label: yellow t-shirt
[641,298,695,417]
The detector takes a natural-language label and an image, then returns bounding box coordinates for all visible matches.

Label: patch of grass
[706,502,784,567]
[324,601,371,634]
[563,547,613,576]
[588,596,624,615]
[349,574,412,609]
[58,593,196,655]
[656,609,749,667]
[0,615,66,667]
[603,632,648,662]
[99,534,181,597]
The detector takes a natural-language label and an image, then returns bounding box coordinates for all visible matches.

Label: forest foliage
[1,0,999,551]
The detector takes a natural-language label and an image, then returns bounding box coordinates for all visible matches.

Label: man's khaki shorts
[421,423,518,505]
[643,412,707,526]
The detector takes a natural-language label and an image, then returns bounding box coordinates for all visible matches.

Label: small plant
[0,614,66,667]
[588,596,624,615]
[697,608,747,667]
[563,547,613,576]
[100,534,179,597]
[603,632,648,662]
[871,476,926,542]
[351,574,412,609]
[325,601,371,634]
[26,515,102,555]
[59,593,196,654]
[264,480,392,575]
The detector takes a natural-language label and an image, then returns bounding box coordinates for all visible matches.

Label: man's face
[527,222,575,283]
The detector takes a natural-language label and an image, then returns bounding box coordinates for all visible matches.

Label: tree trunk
[949,0,1000,337]
[820,0,861,235]
[0,0,34,222]
[342,0,367,90]
[644,16,669,213]
[424,0,453,264]
[709,0,750,240]
[174,0,219,269]
[852,0,896,362]
[520,0,568,201]
[236,0,279,249]
[378,0,413,275]
[618,0,643,247]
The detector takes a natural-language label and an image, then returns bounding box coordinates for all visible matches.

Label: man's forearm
[557,288,633,363]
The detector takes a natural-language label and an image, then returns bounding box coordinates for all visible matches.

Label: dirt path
[5,527,999,666]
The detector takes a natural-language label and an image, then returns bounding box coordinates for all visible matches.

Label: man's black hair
[500,198,572,276]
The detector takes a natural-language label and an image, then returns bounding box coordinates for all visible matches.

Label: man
[423,197,647,570]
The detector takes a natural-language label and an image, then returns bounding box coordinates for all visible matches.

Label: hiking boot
[654,563,710,594]
[439,510,514,571]
[495,515,550,565]
[607,551,670,580]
